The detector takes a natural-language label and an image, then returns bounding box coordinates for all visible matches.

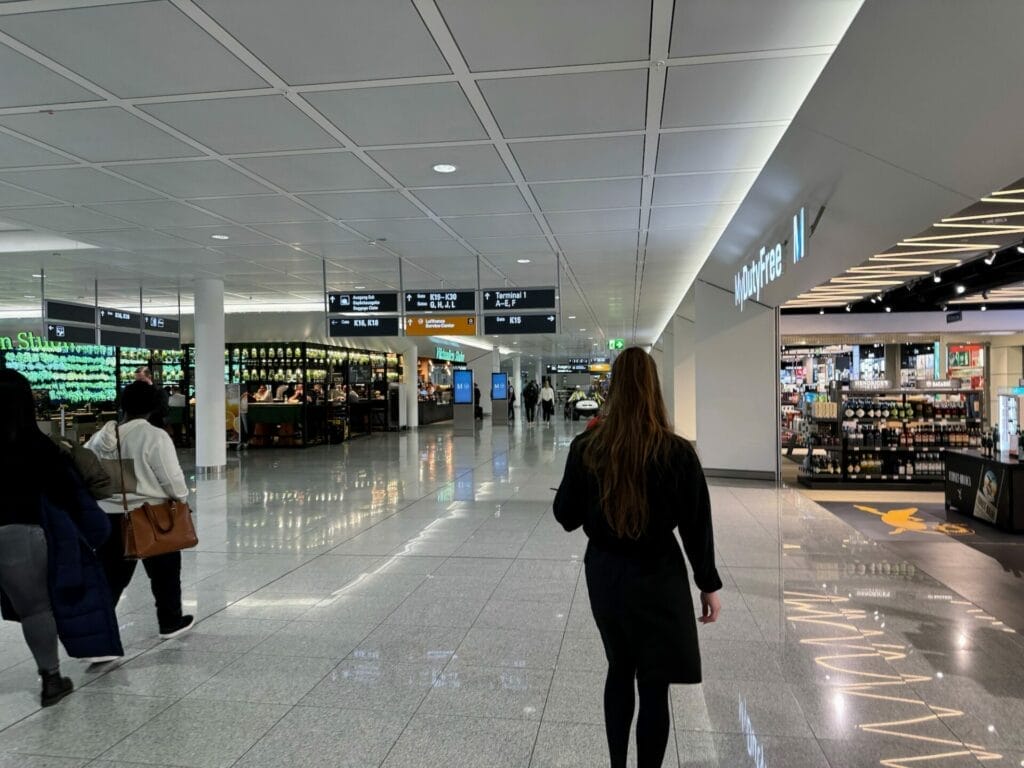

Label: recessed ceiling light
[579,328,586,332]
[567,315,576,319]
[23,295,34,299]
[210,234,230,241]
[885,306,892,313]
[984,251,997,265]
[981,304,988,311]
[516,258,531,264]
[819,308,825,315]
[1017,244,1024,254]
[933,274,942,283]
[31,273,41,278]
[955,284,966,294]
[354,285,365,290]
[845,304,852,312]
[432,163,457,174]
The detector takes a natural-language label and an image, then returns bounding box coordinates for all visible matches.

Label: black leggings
[604,664,670,768]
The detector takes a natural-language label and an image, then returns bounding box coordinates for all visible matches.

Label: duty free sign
[733,208,807,311]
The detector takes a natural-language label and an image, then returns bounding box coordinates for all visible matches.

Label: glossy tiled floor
[0,420,1022,767]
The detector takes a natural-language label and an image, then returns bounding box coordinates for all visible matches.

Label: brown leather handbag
[115,422,198,559]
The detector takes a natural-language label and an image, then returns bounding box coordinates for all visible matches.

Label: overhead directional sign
[46,323,95,344]
[328,292,399,314]
[404,315,476,336]
[145,314,180,334]
[608,338,625,350]
[101,329,143,348]
[46,300,95,326]
[405,290,476,312]
[481,288,556,312]
[328,316,400,337]
[98,308,139,329]
[483,313,557,335]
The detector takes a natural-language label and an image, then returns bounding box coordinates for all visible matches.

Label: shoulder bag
[115,422,198,559]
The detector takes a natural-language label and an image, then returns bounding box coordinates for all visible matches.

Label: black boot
[40,670,73,707]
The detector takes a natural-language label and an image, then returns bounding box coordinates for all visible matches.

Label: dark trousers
[525,402,536,422]
[98,514,183,630]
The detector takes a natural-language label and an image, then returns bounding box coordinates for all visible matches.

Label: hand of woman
[699,591,721,624]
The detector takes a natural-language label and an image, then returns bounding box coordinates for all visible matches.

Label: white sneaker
[84,655,122,664]
[158,615,195,640]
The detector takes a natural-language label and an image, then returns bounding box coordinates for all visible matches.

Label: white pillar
[405,343,419,430]
[194,278,226,472]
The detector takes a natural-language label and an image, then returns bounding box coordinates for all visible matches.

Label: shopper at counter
[288,383,306,403]
[254,385,272,403]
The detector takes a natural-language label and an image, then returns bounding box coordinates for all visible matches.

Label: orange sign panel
[404,315,477,336]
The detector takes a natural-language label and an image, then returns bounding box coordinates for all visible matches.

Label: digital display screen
[46,300,95,326]
[483,313,557,334]
[328,292,399,314]
[481,288,556,311]
[99,308,139,329]
[491,372,508,401]
[145,315,180,334]
[328,316,400,337]
[405,290,476,312]
[100,329,144,348]
[453,370,474,404]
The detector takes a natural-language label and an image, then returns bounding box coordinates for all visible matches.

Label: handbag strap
[114,420,128,513]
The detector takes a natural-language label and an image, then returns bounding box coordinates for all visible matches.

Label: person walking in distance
[553,348,722,768]
[523,380,539,423]
[539,378,555,423]
[87,381,194,643]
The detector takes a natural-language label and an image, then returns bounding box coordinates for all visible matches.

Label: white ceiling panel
[235,152,387,193]
[545,208,640,234]
[2,205,132,232]
[651,171,757,206]
[0,41,98,108]
[251,221,361,244]
[141,96,339,154]
[443,213,543,238]
[0,2,266,98]
[110,160,271,198]
[79,229,194,250]
[306,83,486,146]
[89,200,227,228]
[0,108,200,162]
[369,144,511,187]
[214,244,312,261]
[156,225,274,246]
[645,227,722,255]
[557,231,639,256]
[387,239,474,260]
[194,0,450,85]
[648,203,734,229]
[670,0,862,58]
[480,69,647,138]
[190,195,319,224]
[662,56,830,128]
[410,185,528,216]
[299,191,425,220]
[436,0,650,71]
[0,167,159,203]
[0,132,69,168]
[655,126,787,174]
[0,183,56,207]
[347,218,451,242]
[511,135,644,181]
[467,235,554,255]
[531,179,641,212]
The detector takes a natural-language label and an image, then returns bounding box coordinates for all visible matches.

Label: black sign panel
[46,323,95,344]
[145,333,179,351]
[483,313,557,335]
[101,329,144,348]
[328,292,399,314]
[481,288,556,312]
[99,308,139,329]
[547,364,587,374]
[946,311,963,324]
[46,300,95,326]
[145,315,180,334]
[567,357,589,366]
[404,290,476,312]
[328,316,400,337]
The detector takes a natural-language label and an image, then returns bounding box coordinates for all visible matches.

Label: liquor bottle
[898,459,905,477]
[906,458,914,477]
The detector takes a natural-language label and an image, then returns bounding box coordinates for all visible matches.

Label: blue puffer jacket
[1,461,124,659]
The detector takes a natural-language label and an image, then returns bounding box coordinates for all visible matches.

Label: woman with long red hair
[554,347,722,768]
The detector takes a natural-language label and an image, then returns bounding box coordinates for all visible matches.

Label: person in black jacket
[553,348,722,768]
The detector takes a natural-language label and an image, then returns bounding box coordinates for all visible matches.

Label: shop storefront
[415,344,462,425]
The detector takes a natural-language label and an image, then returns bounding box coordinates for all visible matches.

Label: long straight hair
[582,347,676,539]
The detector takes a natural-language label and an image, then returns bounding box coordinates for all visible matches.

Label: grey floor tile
[234,706,408,768]
[531,721,680,768]
[349,624,468,665]
[542,668,606,725]
[187,654,338,704]
[161,617,288,654]
[300,660,440,714]
[86,648,238,697]
[251,621,376,660]
[0,756,87,767]
[454,627,564,670]
[475,599,571,633]
[381,713,538,768]
[419,663,552,720]
[100,699,289,768]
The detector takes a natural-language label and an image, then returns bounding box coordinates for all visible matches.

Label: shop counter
[418,400,453,425]
[247,403,303,447]
[945,449,1024,532]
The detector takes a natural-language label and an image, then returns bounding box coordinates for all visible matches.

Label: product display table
[945,449,1024,532]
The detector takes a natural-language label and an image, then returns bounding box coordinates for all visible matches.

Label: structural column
[405,342,419,430]
[194,278,226,473]
[512,354,521,410]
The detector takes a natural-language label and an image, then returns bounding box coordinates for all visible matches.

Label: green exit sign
[608,338,625,350]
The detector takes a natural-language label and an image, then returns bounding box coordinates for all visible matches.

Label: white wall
[695,280,778,479]
[674,315,697,440]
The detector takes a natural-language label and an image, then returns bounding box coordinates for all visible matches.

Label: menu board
[405,290,476,312]
[483,313,557,335]
[481,288,556,311]
[328,292,399,314]
[328,316,400,337]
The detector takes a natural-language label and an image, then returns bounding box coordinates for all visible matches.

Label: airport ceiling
[0,0,862,353]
